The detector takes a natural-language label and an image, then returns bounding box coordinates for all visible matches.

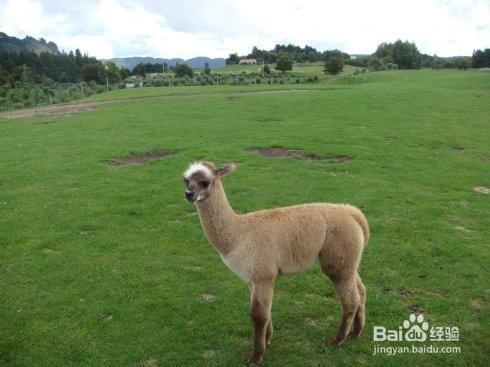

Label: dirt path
[0,102,107,118]
[0,88,321,119]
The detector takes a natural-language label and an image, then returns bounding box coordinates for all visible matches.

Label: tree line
[226,44,349,65]
[226,42,490,72]
[1,43,488,90]
[0,50,203,87]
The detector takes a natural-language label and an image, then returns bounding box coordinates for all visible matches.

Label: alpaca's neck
[196,179,240,256]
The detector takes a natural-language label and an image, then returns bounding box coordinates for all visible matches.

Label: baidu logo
[373,313,459,342]
[403,313,429,341]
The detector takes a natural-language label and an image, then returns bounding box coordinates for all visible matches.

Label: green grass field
[207,61,357,77]
[1,70,489,366]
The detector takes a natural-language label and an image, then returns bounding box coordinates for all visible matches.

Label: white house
[239,58,257,64]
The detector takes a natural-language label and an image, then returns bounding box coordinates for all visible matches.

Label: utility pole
[105,65,109,91]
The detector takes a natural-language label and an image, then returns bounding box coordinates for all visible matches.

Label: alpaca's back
[235,203,368,277]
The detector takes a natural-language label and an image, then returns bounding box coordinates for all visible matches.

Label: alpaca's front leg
[249,281,274,364]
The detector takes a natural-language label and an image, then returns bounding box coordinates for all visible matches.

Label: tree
[132,63,147,77]
[120,67,131,80]
[368,57,382,70]
[374,40,421,69]
[275,54,292,73]
[203,62,211,75]
[472,49,490,68]
[174,63,194,78]
[75,49,83,66]
[226,53,240,65]
[321,49,349,62]
[103,61,121,83]
[0,64,13,85]
[324,56,344,77]
[456,59,470,70]
[263,64,271,74]
[80,63,104,83]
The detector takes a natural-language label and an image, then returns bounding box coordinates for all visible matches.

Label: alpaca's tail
[350,207,370,247]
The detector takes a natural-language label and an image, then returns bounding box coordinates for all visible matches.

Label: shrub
[174,64,194,78]
[275,54,293,73]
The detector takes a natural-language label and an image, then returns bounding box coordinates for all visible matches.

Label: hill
[109,56,225,70]
[0,32,59,54]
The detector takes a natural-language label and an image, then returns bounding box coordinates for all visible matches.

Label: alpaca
[183,161,369,364]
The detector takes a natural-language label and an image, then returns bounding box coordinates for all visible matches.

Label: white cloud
[0,0,488,58]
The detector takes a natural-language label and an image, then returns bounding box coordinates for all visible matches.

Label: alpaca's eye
[199,181,209,188]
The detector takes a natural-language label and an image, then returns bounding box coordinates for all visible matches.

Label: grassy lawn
[208,62,358,77]
[0,70,489,366]
[82,83,332,103]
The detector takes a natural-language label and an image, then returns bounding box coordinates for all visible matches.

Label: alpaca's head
[183,161,235,203]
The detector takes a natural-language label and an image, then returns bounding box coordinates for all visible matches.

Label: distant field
[0,70,489,366]
[208,61,358,77]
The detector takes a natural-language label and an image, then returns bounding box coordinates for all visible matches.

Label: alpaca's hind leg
[351,274,366,337]
[249,281,274,364]
[330,277,360,346]
[266,319,273,345]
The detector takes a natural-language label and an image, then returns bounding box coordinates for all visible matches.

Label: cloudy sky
[0,0,489,59]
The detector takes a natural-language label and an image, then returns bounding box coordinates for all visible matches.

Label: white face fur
[183,162,213,179]
[183,163,215,203]
[183,161,235,203]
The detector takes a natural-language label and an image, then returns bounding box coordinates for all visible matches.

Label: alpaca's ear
[215,163,236,176]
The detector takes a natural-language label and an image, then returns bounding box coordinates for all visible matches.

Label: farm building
[239,58,257,64]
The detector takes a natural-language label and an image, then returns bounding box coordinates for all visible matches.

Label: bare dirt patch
[200,293,215,301]
[390,287,449,298]
[42,247,59,254]
[473,186,490,194]
[255,116,283,123]
[455,226,472,232]
[138,357,157,367]
[0,102,105,118]
[247,147,351,163]
[305,317,319,326]
[108,150,176,166]
[452,146,465,151]
[202,350,216,359]
[101,314,113,322]
[470,299,483,310]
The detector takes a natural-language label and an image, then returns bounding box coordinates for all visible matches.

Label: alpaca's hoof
[329,337,344,346]
[349,330,362,338]
[248,354,263,365]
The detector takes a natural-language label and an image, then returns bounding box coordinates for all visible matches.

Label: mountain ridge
[0,32,59,55]
[108,56,226,70]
